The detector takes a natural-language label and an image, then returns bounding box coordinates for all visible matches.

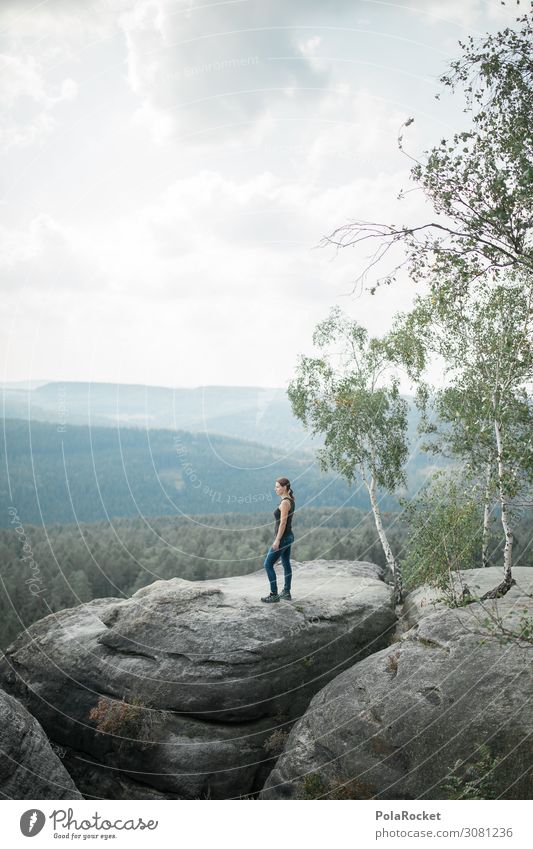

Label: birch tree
[322,4,533,296]
[433,387,495,568]
[393,277,533,589]
[287,306,409,603]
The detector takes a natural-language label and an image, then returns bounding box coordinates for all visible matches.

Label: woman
[261,477,295,603]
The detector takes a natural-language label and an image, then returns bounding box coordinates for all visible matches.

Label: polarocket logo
[20,809,46,836]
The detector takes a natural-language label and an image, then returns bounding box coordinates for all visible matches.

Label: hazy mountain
[2,381,312,449]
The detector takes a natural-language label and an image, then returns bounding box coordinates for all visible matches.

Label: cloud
[90,95,421,301]
[0,1,128,151]
[1,83,425,310]
[395,0,524,31]
[118,0,350,145]
[1,0,516,389]
[0,0,127,46]
[0,214,106,291]
[0,53,77,150]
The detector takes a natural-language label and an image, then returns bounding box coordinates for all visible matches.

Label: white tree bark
[482,460,492,568]
[366,471,403,603]
[494,417,513,585]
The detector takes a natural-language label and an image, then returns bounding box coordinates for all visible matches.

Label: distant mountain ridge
[2,380,311,450]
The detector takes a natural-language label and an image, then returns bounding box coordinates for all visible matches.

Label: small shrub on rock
[440,744,503,800]
[88,694,166,748]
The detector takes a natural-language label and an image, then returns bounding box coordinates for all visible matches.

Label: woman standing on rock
[261,477,295,603]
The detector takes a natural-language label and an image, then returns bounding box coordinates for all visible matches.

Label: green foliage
[288,306,409,493]
[440,744,504,800]
[401,473,483,597]
[404,280,533,488]
[393,275,533,583]
[409,7,533,288]
[516,610,533,642]
[324,5,533,293]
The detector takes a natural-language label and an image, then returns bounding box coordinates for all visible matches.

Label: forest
[0,413,436,527]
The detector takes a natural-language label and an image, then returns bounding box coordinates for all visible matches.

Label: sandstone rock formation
[260,583,533,800]
[0,559,395,799]
[403,566,533,626]
[0,687,82,799]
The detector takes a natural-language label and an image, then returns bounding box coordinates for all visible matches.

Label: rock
[0,559,395,799]
[260,587,533,800]
[403,566,533,627]
[0,688,82,799]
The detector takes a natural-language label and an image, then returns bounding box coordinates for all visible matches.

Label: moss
[296,771,377,800]
[300,772,328,799]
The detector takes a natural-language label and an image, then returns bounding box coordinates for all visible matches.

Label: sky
[0,0,522,391]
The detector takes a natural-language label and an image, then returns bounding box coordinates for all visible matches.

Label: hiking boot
[279,589,292,600]
[261,592,280,603]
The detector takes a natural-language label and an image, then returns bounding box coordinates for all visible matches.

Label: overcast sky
[0,0,520,390]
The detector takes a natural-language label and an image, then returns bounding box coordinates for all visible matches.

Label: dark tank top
[274,496,294,536]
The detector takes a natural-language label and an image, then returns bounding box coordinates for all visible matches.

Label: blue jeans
[264,531,294,594]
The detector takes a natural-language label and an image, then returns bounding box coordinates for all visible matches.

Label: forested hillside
[0,416,431,527]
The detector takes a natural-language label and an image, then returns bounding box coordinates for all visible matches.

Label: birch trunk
[482,460,492,568]
[366,472,403,603]
[494,417,513,586]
